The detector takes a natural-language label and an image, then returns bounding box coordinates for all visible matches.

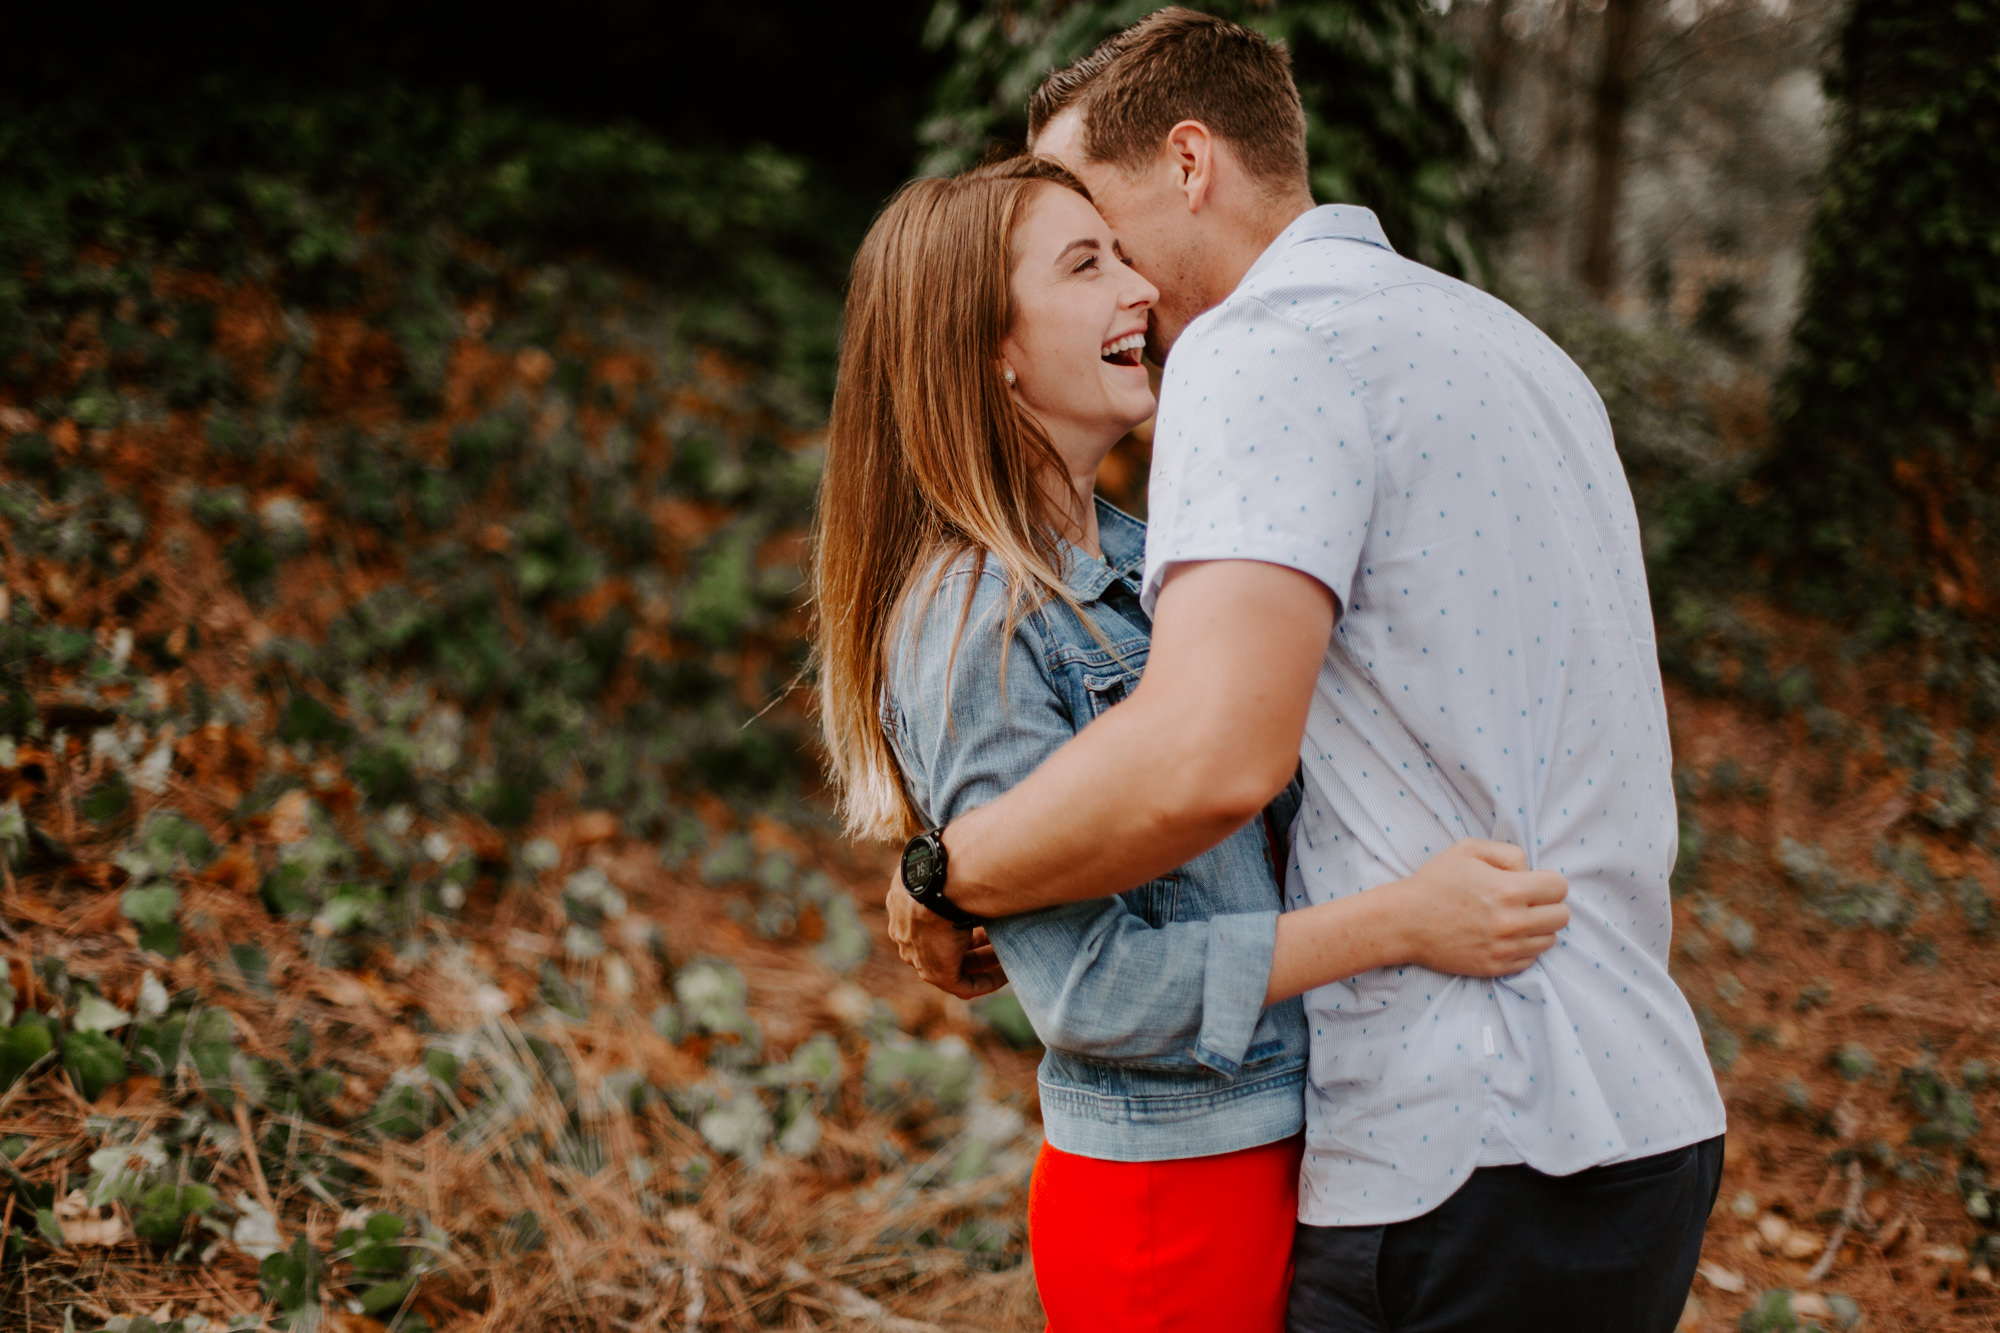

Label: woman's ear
[1002,364,1017,387]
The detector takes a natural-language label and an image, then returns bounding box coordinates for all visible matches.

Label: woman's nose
[1124,271,1159,310]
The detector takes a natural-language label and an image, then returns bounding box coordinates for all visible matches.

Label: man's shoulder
[1253,240,1508,327]
[1179,250,1486,359]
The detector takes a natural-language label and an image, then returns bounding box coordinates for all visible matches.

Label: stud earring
[1003,366,1016,386]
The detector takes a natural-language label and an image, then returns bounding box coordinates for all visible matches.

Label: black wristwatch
[900,826,985,928]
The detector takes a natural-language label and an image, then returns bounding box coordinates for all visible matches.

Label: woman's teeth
[1100,332,1144,366]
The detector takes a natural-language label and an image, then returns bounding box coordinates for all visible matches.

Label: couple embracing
[810,9,1726,1331]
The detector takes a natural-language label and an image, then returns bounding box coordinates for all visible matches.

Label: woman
[811,157,1563,1331]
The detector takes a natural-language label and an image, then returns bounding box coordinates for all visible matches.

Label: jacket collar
[1059,496,1148,602]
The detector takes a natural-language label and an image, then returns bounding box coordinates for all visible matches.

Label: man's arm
[888,558,1324,997]
[889,558,1571,997]
[956,558,1330,915]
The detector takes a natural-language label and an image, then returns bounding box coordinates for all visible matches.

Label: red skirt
[1027,1133,1303,1332]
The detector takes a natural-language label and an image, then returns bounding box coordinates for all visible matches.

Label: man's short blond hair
[1027,6,1309,190]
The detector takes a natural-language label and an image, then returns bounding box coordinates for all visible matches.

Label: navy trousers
[1286,1136,1725,1333]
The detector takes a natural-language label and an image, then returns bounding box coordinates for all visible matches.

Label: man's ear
[1164,120,1216,213]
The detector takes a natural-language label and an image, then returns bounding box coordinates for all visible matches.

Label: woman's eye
[1073,256,1098,273]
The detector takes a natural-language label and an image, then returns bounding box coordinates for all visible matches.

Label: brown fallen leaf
[308,970,412,1013]
[1782,1231,1824,1260]
[325,1312,391,1333]
[199,845,261,895]
[571,810,619,845]
[1878,1212,1924,1255]
[262,788,315,845]
[60,861,130,893]
[1697,1260,1747,1294]
[52,1190,130,1248]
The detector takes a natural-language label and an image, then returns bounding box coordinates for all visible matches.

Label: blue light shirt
[1141,205,1726,1226]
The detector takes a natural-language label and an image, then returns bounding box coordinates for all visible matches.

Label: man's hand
[885,883,1009,999]
[1390,839,1570,976]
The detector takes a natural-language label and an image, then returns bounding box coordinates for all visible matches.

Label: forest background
[0,1,1996,1330]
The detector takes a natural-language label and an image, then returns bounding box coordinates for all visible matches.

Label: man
[887,9,1726,1331]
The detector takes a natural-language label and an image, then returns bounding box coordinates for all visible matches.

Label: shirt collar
[1241,204,1397,288]
[1059,496,1148,602]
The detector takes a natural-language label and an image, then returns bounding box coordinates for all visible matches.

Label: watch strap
[902,827,985,928]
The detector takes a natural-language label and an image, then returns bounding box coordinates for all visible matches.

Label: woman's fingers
[1512,902,1570,938]
[1458,838,1527,872]
[1518,870,1568,905]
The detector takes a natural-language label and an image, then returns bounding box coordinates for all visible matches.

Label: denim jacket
[882,498,1308,1162]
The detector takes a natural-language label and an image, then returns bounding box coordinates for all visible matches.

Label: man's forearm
[941,691,1266,917]
[940,560,1337,919]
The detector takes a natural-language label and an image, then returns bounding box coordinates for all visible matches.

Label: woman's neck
[1043,460,1102,560]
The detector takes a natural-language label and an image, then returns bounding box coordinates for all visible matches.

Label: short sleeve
[1141,300,1377,617]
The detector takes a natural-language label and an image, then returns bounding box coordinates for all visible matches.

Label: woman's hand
[1391,839,1569,977]
[886,884,1010,999]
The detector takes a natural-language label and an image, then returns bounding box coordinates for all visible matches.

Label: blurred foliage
[0,84,837,835]
[0,83,842,406]
[0,70,1043,1321]
[1755,0,2000,652]
[919,0,1497,281]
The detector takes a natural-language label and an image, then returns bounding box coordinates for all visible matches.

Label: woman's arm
[1261,839,1568,1008]
[985,898,1283,1073]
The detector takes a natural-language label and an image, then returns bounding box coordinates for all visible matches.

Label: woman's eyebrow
[1055,238,1102,264]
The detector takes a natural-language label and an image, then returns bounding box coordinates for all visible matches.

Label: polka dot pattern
[1141,206,1727,1228]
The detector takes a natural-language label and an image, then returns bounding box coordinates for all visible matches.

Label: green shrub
[920,0,1497,281]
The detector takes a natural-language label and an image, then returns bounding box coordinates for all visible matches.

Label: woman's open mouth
[1101,331,1145,368]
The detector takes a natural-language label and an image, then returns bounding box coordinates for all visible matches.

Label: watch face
[902,836,941,892]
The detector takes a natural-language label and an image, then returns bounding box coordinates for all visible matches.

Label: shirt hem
[1296,1111,1729,1228]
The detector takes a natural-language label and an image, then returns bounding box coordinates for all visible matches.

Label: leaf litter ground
[3,112,2000,1333]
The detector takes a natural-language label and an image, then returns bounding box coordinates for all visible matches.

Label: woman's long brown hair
[812,156,1102,841]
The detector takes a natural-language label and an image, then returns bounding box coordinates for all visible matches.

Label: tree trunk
[1473,0,1513,139]
[1581,0,1643,297]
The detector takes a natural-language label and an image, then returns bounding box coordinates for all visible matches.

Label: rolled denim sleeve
[886,564,1279,1076]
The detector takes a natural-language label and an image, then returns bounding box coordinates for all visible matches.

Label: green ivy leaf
[366,1076,431,1138]
[358,1276,418,1316]
[136,813,216,873]
[336,1210,409,1284]
[34,1207,65,1247]
[80,771,131,824]
[62,1029,128,1100]
[260,861,314,916]
[132,1180,217,1245]
[0,1013,57,1089]
[188,1008,238,1106]
[120,882,181,957]
[259,1234,325,1318]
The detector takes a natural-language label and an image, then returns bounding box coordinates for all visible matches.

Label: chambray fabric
[883,498,1309,1162]
[1141,205,1726,1225]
